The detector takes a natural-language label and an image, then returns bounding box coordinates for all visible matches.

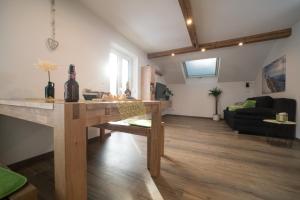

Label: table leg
[100,128,105,143]
[149,104,161,177]
[160,123,165,156]
[147,135,150,170]
[53,103,87,200]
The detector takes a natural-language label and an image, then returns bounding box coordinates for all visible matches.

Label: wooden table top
[0,99,161,110]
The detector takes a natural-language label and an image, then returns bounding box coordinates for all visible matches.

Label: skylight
[183,58,219,78]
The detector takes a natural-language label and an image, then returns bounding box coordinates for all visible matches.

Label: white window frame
[183,57,220,78]
[109,49,133,95]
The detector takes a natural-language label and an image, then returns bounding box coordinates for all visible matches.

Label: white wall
[0,0,153,164]
[255,20,300,139]
[167,78,255,118]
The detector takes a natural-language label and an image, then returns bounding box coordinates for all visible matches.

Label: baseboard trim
[8,151,54,170]
[8,136,102,170]
[88,135,101,143]
[164,114,218,120]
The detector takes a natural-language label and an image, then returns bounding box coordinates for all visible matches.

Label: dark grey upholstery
[224,96,296,138]
[248,96,273,108]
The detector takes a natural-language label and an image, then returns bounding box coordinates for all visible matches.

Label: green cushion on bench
[127,119,151,128]
[0,167,27,199]
[109,119,151,128]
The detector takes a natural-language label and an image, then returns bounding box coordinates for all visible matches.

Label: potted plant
[209,87,222,121]
[164,88,174,100]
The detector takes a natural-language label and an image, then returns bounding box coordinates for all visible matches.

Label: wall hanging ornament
[47,0,59,50]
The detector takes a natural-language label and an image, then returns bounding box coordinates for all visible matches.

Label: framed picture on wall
[262,56,286,94]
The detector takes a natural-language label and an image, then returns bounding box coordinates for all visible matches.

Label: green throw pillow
[109,119,152,128]
[228,100,256,111]
[243,100,256,108]
[127,119,151,128]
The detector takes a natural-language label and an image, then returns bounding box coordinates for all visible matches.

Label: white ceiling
[78,0,300,83]
[151,41,276,83]
[191,0,300,43]
[79,0,191,52]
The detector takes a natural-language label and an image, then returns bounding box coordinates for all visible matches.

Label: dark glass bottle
[45,81,55,99]
[64,64,79,102]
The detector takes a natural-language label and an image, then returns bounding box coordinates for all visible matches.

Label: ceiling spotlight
[171,53,175,57]
[201,48,206,52]
[186,18,193,25]
[238,42,244,46]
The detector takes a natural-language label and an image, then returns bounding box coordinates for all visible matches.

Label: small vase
[45,81,55,99]
[213,114,220,121]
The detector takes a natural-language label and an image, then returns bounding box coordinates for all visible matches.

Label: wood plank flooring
[11,115,300,200]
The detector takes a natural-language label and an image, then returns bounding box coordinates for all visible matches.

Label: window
[108,51,132,95]
[183,58,219,78]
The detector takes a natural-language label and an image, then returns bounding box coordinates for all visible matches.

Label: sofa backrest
[273,98,297,122]
[248,96,273,108]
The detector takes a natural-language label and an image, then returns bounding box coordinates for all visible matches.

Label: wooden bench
[0,163,38,200]
[93,120,165,169]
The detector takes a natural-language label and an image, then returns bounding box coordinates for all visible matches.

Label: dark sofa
[224,96,296,138]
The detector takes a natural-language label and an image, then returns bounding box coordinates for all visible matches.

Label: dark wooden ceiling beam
[148,28,292,59]
[178,0,199,47]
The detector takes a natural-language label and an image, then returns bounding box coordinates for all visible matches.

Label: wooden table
[0,99,163,200]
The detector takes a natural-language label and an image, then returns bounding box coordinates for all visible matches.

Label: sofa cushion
[236,107,275,116]
[228,100,256,111]
[235,114,270,120]
[247,96,273,108]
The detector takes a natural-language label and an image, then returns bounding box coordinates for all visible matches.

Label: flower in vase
[35,59,57,82]
[35,59,57,101]
[36,59,57,72]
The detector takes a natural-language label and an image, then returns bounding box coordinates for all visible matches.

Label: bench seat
[93,119,165,169]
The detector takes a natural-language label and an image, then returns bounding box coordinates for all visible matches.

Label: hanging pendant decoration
[47,0,59,50]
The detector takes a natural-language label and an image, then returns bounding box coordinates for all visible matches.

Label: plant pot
[212,114,220,121]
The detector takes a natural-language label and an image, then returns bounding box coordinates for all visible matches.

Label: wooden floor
[12,115,300,200]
